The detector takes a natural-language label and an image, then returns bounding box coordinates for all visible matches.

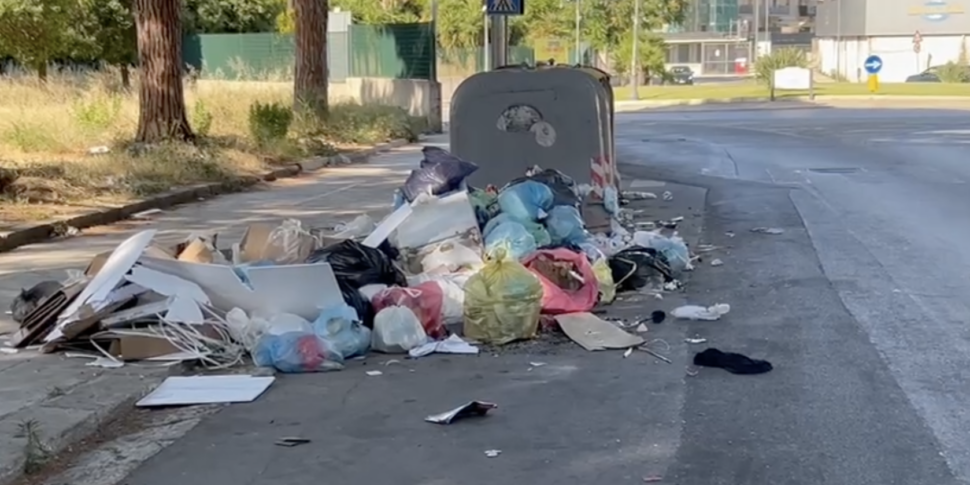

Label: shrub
[754,48,809,84]
[191,100,214,137]
[936,62,970,83]
[318,103,421,145]
[248,101,293,146]
[71,94,122,133]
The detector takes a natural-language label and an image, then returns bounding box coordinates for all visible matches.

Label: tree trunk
[37,63,48,82]
[292,0,329,121]
[133,0,194,143]
[120,64,132,91]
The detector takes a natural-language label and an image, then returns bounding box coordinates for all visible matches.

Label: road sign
[487,0,525,15]
[864,55,883,75]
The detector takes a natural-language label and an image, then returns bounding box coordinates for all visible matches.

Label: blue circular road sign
[864,55,883,75]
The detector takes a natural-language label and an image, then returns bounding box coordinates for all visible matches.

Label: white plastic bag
[372,306,429,353]
[359,284,388,301]
[671,304,731,321]
[420,240,483,273]
[332,215,376,239]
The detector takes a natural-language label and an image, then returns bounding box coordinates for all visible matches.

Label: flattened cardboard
[555,312,644,351]
[11,283,84,348]
[103,324,222,361]
[177,239,214,263]
[139,257,343,321]
[238,223,315,264]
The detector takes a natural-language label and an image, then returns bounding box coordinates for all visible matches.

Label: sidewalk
[0,134,448,485]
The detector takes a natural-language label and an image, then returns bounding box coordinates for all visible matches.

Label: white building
[815,0,969,82]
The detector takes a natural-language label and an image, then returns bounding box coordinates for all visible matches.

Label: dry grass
[0,68,423,228]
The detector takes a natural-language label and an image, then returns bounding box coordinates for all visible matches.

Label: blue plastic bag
[312,304,372,359]
[483,213,552,247]
[545,205,590,246]
[252,331,344,373]
[498,181,554,221]
[485,221,537,260]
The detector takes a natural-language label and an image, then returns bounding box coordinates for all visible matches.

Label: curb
[0,363,188,485]
[614,94,970,111]
[0,139,413,253]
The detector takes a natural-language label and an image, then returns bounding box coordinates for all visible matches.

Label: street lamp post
[574,0,581,64]
[631,0,641,99]
[483,4,490,71]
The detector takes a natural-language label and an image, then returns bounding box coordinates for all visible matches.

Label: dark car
[668,66,694,85]
[906,65,970,82]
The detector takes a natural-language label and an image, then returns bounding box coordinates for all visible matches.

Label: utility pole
[752,0,760,60]
[574,0,581,64]
[631,0,641,99]
[836,0,842,79]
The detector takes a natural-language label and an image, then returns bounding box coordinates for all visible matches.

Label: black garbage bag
[510,168,580,207]
[307,240,407,289]
[402,146,479,202]
[608,246,674,291]
[10,280,62,324]
[339,280,377,328]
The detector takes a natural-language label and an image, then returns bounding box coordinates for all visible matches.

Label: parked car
[668,66,694,85]
[906,65,970,83]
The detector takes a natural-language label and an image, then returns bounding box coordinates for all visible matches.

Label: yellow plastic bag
[592,259,616,304]
[463,248,543,345]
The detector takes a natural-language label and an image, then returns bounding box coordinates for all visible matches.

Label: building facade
[816,0,969,81]
[661,0,819,75]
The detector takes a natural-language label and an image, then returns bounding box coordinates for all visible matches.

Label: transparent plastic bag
[463,248,543,345]
[266,219,316,264]
[483,213,551,248]
[545,205,589,246]
[372,283,445,339]
[312,304,371,359]
[633,231,690,274]
[497,181,554,221]
[485,221,537,261]
[372,306,429,353]
[252,331,344,373]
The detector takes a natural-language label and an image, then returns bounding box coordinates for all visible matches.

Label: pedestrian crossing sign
[487,0,524,15]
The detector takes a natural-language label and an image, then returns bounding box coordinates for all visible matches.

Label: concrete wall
[817,35,968,82]
[817,0,969,37]
[815,0,868,37]
[196,77,443,131]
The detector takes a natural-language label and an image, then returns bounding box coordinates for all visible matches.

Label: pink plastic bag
[523,248,598,314]
[372,283,446,339]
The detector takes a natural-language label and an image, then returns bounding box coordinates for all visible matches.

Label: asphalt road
[91,103,970,485]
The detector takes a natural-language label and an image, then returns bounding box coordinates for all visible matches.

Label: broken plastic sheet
[136,375,275,407]
[49,230,158,342]
[139,257,343,322]
[125,266,210,324]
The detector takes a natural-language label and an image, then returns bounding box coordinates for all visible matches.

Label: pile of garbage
[4,146,695,373]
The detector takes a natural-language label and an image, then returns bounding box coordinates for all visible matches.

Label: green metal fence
[183,24,536,82]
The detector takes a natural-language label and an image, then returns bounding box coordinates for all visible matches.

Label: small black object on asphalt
[275,437,312,447]
[693,348,773,375]
[650,310,666,324]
